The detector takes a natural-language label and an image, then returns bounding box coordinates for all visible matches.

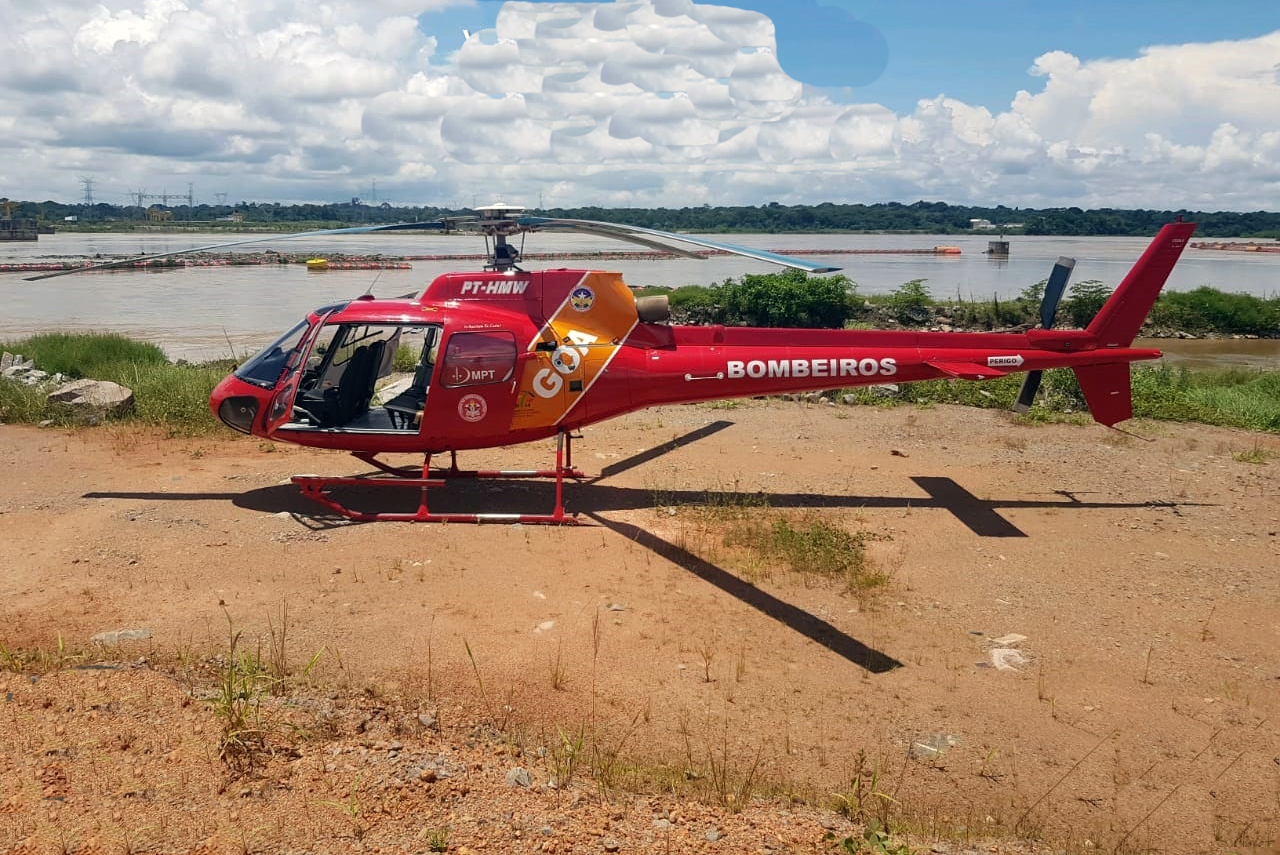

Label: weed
[426,827,450,852]
[726,513,888,599]
[0,640,24,673]
[265,603,291,694]
[0,634,81,674]
[549,724,586,787]
[463,638,495,727]
[703,721,764,813]
[209,615,278,768]
[549,634,567,691]
[699,638,716,683]
[1234,443,1274,464]
[826,819,914,855]
[978,749,1002,781]
[319,775,366,841]
[832,752,898,826]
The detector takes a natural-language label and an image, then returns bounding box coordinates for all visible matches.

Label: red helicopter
[31,206,1196,523]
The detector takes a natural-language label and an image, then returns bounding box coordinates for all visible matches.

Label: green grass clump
[7,332,168,377]
[726,515,887,597]
[1131,365,1280,431]
[0,379,46,423]
[2,332,227,434]
[835,364,1279,434]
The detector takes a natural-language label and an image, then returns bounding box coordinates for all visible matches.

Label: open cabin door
[263,309,339,435]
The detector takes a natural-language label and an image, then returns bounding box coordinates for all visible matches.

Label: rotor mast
[475,203,526,271]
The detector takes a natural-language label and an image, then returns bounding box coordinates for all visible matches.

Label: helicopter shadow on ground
[83,422,1206,675]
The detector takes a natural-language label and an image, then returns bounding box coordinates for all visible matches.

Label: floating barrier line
[1191,241,1280,254]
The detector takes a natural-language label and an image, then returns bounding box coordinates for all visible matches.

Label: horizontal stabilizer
[925,361,1008,380]
[1073,363,1133,426]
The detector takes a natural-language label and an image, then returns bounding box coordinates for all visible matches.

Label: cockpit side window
[441,331,517,388]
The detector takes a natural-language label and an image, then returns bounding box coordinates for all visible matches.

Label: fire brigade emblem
[569,286,595,312]
[458,394,488,423]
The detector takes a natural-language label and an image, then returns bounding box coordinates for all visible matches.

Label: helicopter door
[263,311,336,435]
[425,330,520,442]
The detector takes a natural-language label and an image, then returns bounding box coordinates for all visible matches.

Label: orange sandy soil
[1,402,1278,855]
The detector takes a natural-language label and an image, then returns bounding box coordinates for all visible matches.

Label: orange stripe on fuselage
[510,271,638,429]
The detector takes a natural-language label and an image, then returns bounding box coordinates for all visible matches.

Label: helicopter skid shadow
[182,475,1201,537]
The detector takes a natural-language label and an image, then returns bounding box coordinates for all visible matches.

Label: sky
[2,0,1278,210]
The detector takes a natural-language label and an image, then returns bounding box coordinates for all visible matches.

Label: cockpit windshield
[234,302,350,389]
[234,319,311,389]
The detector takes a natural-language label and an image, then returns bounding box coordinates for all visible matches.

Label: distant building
[970,218,1024,231]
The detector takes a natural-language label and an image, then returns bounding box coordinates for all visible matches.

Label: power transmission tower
[80,177,95,206]
[187,183,194,208]
[214,192,228,205]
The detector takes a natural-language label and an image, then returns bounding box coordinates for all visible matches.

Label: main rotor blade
[519,220,707,259]
[23,220,449,282]
[1013,369,1043,414]
[1040,256,1075,329]
[519,216,842,274]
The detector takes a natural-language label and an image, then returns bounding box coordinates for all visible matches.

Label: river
[1,230,1276,366]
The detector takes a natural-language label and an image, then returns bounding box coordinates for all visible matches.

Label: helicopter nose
[210,375,269,435]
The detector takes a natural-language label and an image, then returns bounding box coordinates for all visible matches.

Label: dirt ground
[1,401,1278,855]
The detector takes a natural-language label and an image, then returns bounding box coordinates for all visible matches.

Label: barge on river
[0,218,39,241]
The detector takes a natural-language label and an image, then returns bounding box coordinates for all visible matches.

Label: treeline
[542,203,1280,238]
[641,271,1280,337]
[8,198,1280,238]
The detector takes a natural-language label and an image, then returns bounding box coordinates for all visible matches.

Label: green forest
[9,198,1280,238]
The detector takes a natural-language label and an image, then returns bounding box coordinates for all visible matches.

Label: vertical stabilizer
[1072,363,1133,427]
[1087,222,1196,347]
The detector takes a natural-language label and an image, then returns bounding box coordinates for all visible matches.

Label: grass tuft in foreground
[725,516,888,597]
[654,486,890,601]
[1,332,228,434]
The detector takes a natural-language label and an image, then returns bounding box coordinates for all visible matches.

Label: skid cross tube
[291,432,585,523]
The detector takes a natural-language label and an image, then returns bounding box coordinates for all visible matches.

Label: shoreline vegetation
[9,199,1280,238]
[2,275,1277,436]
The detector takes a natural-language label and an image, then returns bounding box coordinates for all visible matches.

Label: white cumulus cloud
[0,0,1276,210]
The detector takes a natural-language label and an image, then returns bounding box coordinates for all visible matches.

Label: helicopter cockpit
[230,307,535,436]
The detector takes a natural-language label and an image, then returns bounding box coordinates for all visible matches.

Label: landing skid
[290,432,585,524]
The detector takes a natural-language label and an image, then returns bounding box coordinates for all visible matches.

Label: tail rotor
[1013,256,1075,414]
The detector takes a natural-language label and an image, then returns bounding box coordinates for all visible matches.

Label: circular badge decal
[569,286,595,312]
[458,393,488,423]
